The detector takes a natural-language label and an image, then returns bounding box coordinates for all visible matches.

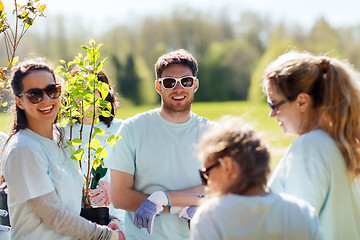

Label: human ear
[296,93,311,112]
[194,79,199,93]
[15,96,25,110]
[155,80,161,95]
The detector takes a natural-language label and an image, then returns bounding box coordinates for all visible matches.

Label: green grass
[0,101,295,171]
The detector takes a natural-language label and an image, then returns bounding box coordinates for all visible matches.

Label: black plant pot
[80,206,110,225]
[0,191,10,227]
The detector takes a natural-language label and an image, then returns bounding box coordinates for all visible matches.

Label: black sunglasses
[18,84,61,104]
[267,100,287,115]
[158,76,196,89]
[199,161,221,185]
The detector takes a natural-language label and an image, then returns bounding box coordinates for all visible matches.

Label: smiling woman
[1,58,124,240]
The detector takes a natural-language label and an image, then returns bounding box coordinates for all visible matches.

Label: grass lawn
[0,101,295,171]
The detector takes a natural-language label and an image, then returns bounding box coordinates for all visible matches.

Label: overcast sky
[4,0,360,35]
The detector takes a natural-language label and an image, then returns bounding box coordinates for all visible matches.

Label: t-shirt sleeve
[271,142,330,215]
[4,146,55,204]
[106,122,136,175]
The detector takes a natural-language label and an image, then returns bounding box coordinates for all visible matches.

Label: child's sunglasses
[158,76,196,89]
[18,84,61,104]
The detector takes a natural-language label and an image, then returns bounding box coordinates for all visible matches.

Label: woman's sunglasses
[199,161,221,185]
[158,76,196,89]
[18,84,61,104]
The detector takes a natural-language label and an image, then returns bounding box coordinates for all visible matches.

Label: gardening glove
[89,181,111,206]
[108,218,125,240]
[0,209,10,232]
[133,191,169,234]
[169,205,198,221]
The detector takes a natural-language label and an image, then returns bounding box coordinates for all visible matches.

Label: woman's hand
[89,181,111,206]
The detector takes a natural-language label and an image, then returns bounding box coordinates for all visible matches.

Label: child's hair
[155,49,198,79]
[198,116,270,195]
[263,51,360,178]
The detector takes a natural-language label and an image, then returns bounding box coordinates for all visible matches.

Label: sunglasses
[199,161,221,185]
[158,76,196,89]
[267,100,287,115]
[18,84,61,104]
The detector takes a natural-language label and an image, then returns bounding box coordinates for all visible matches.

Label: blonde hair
[263,51,360,178]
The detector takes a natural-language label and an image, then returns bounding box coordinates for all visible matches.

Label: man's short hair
[155,49,198,79]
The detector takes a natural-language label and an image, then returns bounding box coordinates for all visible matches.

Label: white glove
[169,205,198,221]
[133,191,169,234]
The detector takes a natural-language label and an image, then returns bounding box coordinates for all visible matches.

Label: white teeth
[39,106,53,111]
[173,96,185,100]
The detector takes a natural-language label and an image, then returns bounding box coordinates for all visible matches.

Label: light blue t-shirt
[0,131,9,240]
[107,109,214,240]
[64,119,125,225]
[2,128,83,240]
[191,192,324,240]
[269,129,360,240]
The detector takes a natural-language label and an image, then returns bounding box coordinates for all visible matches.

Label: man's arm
[110,169,204,213]
[110,169,148,212]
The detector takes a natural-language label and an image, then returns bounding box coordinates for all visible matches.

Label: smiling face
[155,64,199,121]
[15,70,60,134]
[266,81,304,135]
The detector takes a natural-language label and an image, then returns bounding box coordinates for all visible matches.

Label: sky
[3,0,360,35]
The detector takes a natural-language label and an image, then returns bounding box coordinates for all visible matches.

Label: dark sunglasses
[158,76,196,89]
[18,84,61,104]
[199,161,221,185]
[267,100,287,115]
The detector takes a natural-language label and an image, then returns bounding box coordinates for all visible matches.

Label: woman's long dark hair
[0,58,63,185]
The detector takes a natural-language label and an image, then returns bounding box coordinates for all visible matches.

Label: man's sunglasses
[158,76,196,89]
[199,161,221,185]
[18,84,61,104]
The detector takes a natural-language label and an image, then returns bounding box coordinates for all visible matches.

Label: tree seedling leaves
[95,147,108,159]
[0,1,4,15]
[85,138,101,150]
[106,135,122,146]
[71,148,84,161]
[69,138,82,146]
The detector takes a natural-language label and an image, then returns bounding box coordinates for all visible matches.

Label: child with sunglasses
[191,116,323,240]
[1,59,124,240]
[263,51,360,240]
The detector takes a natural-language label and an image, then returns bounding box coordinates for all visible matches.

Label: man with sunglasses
[107,49,214,240]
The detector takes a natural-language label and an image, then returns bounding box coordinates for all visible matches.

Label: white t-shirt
[2,128,83,240]
[190,192,324,240]
[269,129,360,240]
[107,109,214,240]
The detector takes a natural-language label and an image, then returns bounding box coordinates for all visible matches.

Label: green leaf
[89,38,95,46]
[0,1,4,15]
[71,148,84,161]
[85,138,101,150]
[92,158,101,171]
[95,147,108,159]
[106,135,122,146]
[38,4,46,12]
[69,138,82,146]
[92,127,105,139]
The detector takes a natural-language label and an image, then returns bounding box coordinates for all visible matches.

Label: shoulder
[294,129,336,149]
[276,192,317,217]
[122,109,158,127]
